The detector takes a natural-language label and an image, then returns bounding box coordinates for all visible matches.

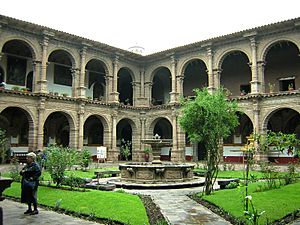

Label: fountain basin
[119,162,194,184]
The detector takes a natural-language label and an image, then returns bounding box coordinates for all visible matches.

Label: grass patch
[200,181,300,224]
[4,182,148,225]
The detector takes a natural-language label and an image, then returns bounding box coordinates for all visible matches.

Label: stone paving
[0,199,103,225]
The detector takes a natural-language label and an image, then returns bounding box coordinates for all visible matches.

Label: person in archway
[20,152,41,215]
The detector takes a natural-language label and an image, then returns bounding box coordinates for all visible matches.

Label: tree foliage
[179,88,239,195]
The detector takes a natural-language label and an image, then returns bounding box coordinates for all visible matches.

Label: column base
[136,97,149,107]
[250,80,261,94]
[36,80,48,93]
[108,92,119,104]
[169,92,178,103]
[77,86,86,98]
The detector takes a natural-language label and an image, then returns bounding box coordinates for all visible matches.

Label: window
[279,77,295,91]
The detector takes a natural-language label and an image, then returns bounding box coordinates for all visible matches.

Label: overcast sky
[1,0,300,54]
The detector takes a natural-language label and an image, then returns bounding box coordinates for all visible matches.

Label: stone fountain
[117,135,201,188]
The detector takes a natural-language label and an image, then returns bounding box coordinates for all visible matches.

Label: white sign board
[97,146,107,159]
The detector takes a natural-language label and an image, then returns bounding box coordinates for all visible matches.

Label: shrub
[225,181,239,189]
[9,157,21,182]
[284,162,298,185]
[79,148,91,170]
[62,173,86,189]
[45,145,79,186]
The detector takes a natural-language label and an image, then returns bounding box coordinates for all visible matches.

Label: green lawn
[4,182,148,225]
[201,181,300,224]
[193,169,296,179]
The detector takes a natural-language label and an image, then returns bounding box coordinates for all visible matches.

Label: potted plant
[62,93,68,97]
[11,86,20,91]
[21,87,29,93]
[54,92,59,96]
[268,83,275,93]
[144,147,152,162]
[288,83,294,91]
[87,96,92,100]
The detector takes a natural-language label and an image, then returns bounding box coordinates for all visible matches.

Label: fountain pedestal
[141,139,172,164]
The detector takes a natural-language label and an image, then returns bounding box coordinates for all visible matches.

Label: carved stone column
[176,74,184,97]
[32,61,41,93]
[207,47,214,92]
[140,115,146,161]
[77,45,87,98]
[146,82,153,105]
[257,61,266,93]
[108,111,119,161]
[36,97,46,150]
[38,31,53,93]
[170,55,177,103]
[249,37,261,94]
[136,68,148,106]
[71,68,79,98]
[109,56,119,103]
[213,68,222,89]
[77,103,85,150]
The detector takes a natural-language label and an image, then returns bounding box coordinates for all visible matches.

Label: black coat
[20,162,41,204]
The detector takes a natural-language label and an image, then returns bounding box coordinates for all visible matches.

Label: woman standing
[20,152,41,215]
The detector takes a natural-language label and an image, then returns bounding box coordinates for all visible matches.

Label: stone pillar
[136,68,148,106]
[71,68,79,97]
[109,56,119,103]
[146,82,153,105]
[109,111,119,161]
[213,69,222,89]
[132,81,139,106]
[139,115,146,161]
[176,74,184,97]
[32,61,41,93]
[249,37,260,94]
[171,110,184,162]
[77,103,85,150]
[170,55,177,103]
[77,46,87,98]
[257,61,266,93]
[36,97,46,150]
[207,47,214,92]
[38,33,52,93]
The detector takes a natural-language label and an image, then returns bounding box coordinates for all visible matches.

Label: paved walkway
[0,199,103,225]
[125,183,231,225]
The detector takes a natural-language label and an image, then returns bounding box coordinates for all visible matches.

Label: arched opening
[117,119,132,161]
[0,66,4,83]
[183,59,208,97]
[43,112,70,147]
[223,113,253,163]
[151,67,171,105]
[220,51,251,96]
[47,50,73,96]
[84,115,104,145]
[0,107,33,156]
[153,118,172,161]
[118,68,133,105]
[265,108,300,163]
[1,40,33,89]
[85,59,106,101]
[264,41,300,92]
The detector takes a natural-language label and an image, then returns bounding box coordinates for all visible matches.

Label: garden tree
[179,88,239,195]
[45,145,79,186]
[80,148,91,170]
[0,128,7,164]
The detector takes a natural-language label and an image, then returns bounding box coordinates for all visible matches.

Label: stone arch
[1,39,37,87]
[0,37,38,60]
[43,110,76,148]
[47,48,76,68]
[148,117,173,139]
[218,50,251,96]
[261,38,300,62]
[216,48,250,69]
[262,107,300,135]
[0,106,35,151]
[151,66,171,105]
[179,57,208,76]
[262,40,300,92]
[116,118,138,161]
[85,59,108,100]
[181,58,208,97]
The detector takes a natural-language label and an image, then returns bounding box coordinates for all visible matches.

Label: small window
[240,84,251,94]
[279,77,295,91]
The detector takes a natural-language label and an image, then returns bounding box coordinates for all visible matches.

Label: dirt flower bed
[139,195,168,225]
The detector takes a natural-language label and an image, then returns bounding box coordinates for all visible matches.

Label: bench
[94,170,120,179]
[12,152,28,163]
[218,178,240,189]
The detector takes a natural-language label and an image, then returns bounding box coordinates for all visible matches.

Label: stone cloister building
[0,14,300,163]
